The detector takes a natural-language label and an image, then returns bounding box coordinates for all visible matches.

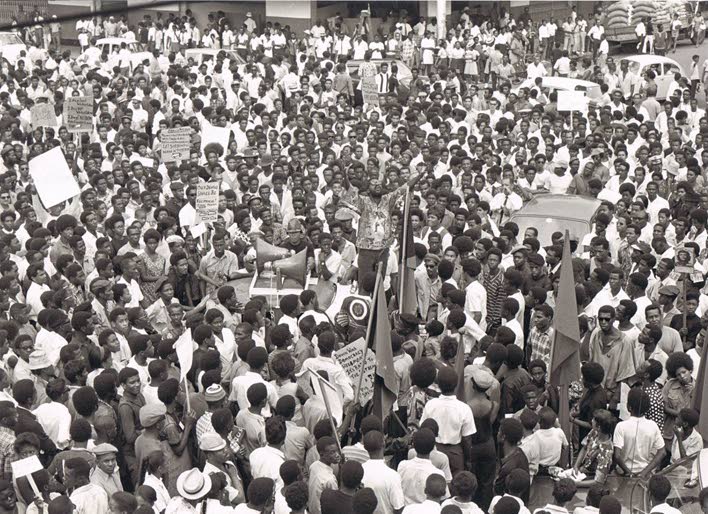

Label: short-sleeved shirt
[420,395,476,444]
[613,416,665,473]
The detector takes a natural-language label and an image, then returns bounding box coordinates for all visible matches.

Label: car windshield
[0,33,23,45]
[510,216,592,247]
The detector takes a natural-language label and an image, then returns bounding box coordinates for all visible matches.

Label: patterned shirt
[0,427,14,481]
[342,186,406,251]
[578,428,613,481]
[528,326,554,369]
[401,39,416,62]
[642,382,665,433]
[482,268,504,331]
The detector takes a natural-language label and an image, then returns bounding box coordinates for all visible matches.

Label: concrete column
[437,0,446,39]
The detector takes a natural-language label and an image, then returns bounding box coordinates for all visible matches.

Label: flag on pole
[174,328,194,381]
[399,189,417,316]
[549,231,581,442]
[369,271,398,421]
[693,335,708,441]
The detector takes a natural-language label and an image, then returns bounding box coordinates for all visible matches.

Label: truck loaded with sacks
[602,0,695,45]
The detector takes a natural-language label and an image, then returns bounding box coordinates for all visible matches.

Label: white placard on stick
[557,90,587,112]
[29,147,80,208]
[334,337,376,406]
[64,96,94,132]
[196,182,220,224]
[200,123,230,158]
[162,126,192,163]
[31,104,56,128]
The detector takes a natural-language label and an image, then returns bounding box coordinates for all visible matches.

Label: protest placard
[557,90,587,112]
[64,96,94,132]
[30,104,56,128]
[196,182,220,223]
[11,456,43,497]
[161,126,192,162]
[200,123,230,162]
[335,337,375,406]
[361,76,379,107]
[29,147,80,208]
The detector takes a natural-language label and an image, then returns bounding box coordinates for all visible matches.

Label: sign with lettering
[196,182,220,224]
[64,96,94,132]
[161,126,192,162]
[31,104,56,128]
[361,76,379,107]
[335,337,375,406]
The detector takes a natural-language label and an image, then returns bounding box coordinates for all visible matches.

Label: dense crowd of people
[0,3,706,514]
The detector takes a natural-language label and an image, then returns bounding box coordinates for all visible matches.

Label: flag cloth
[692,336,708,441]
[369,271,398,421]
[174,328,194,381]
[399,188,418,316]
[549,231,581,443]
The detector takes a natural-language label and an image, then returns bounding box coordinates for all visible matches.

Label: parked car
[345,59,428,101]
[509,194,602,246]
[512,77,602,108]
[96,37,152,71]
[0,32,27,65]
[619,55,685,101]
[184,48,245,67]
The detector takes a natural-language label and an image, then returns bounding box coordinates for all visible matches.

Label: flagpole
[183,376,191,413]
[455,332,466,401]
[311,371,344,457]
[398,186,411,308]
[353,261,384,407]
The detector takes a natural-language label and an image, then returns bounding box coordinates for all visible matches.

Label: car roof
[620,54,681,66]
[537,77,600,89]
[96,37,136,44]
[185,49,222,55]
[347,59,398,64]
[512,194,602,221]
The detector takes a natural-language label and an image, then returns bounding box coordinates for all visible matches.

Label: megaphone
[256,238,291,271]
[273,249,308,288]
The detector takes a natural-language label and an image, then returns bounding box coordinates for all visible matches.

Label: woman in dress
[158,378,197,496]
[137,229,166,305]
[571,409,615,486]
[663,352,695,451]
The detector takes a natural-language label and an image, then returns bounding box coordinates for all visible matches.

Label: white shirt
[420,395,476,444]
[613,416,665,473]
[402,500,442,514]
[229,370,278,417]
[249,445,285,490]
[650,504,682,514]
[69,483,109,514]
[397,457,446,505]
[535,427,568,466]
[464,280,487,328]
[362,459,406,514]
[35,329,68,367]
[489,495,531,514]
[34,401,71,449]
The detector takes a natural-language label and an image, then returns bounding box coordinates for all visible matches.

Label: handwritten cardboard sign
[196,182,220,224]
[335,337,375,406]
[64,96,94,132]
[161,126,192,162]
[31,104,56,128]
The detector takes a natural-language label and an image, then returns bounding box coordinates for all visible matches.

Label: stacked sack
[630,0,656,24]
[606,1,632,29]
